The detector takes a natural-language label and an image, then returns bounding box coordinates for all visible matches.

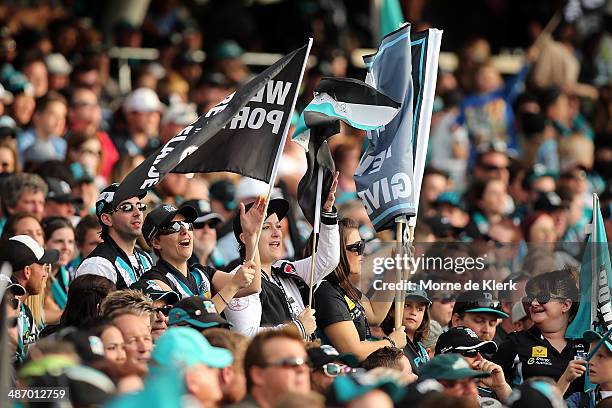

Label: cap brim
[405,294,432,305]
[439,368,491,381]
[177,205,199,223]
[464,307,509,318]
[194,213,224,226]
[152,291,180,305]
[38,249,60,265]
[202,345,234,369]
[49,195,84,205]
[584,330,612,353]
[7,283,26,296]
[455,341,498,355]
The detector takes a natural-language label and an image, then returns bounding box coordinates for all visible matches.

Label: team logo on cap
[162,204,177,212]
[320,345,340,356]
[202,300,217,314]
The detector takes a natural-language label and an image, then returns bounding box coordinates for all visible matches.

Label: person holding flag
[137,201,263,313]
[313,217,407,361]
[75,183,153,289]
[224,175,340,339]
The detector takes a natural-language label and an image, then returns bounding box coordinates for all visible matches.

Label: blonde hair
[558,133,594,169]
[99,289,154,319]
[24,277,47,328]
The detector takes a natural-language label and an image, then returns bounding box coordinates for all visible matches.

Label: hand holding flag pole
[307,171,339,307]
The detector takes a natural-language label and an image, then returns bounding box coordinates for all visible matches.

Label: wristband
[293,318,306,340]
[384,336,397,349]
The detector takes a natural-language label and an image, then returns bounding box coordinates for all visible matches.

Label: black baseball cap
[307,345,359,368]
[142,203,198,244]
[182,199,224,228]
[209,179,236,210]
[130,279,180,305]
[167,296,230,329]
[45,177,83,205]
[233,198,289,242]
[434,326,498,355]
[452,290,509,318]
[0,273,26,296]
[533,191,568,213]
[95,183,146,217]
[56,327,105,365]
[0,235,59,270]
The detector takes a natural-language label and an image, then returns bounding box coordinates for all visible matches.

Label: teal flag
[566,194,612,339]
[380,0,404,39]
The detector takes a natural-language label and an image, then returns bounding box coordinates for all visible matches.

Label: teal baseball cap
[433,191,466,211]
[151,327,233,369]
[167,296,230,329]
[419,354,491,381]
[583,330,612,353]
[327,370,405,404]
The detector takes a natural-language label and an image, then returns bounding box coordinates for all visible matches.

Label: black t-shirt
[314,281,368,341]
[493,324,587,397]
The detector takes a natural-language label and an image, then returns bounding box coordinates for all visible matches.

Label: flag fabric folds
[355,24,442,232]
[566,194,612,339]
[113,42,310,206]
[292,77,400,226]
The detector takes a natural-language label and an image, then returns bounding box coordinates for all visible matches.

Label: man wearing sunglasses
[306,345,359,394]
[232,328,311,408]
[76,183,153,289]
[436,326,512,402]
[452,290,509,343]
[138,201,262,313]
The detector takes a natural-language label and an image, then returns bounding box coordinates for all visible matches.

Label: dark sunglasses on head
[262,357,310,369]
[113,202,147,213]
[156,221,193,236]
[193,221,217,230]
[522,292,566,306]
[321,363,355,377]
[155,305,173,316]
[345,240,365,256]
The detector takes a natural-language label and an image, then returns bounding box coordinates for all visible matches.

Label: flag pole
[591,194,599,328]
[248,38,313,262]
[394,217,405,330]
[308,167,324,306]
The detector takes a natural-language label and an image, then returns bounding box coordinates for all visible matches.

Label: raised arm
[292,173,340,285]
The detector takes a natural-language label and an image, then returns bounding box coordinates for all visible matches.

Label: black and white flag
[113,42,311,206]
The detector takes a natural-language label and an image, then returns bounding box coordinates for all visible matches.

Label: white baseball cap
[123,87,165,113]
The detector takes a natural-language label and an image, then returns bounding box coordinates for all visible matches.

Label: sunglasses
[156,221,193,236]
[155,305,173,316]
[522,292,567,306]
[480,163,508,172]
[113,202,147,213]
[193,221,217,230]
[346,240,365,256]
[321,363,355,377]
[262,357,310,369]
[457,349,481,358]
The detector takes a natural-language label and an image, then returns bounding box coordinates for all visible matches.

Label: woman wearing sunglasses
[493,268,586,396]
[138,201,263,314]
[313,218,407,361]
